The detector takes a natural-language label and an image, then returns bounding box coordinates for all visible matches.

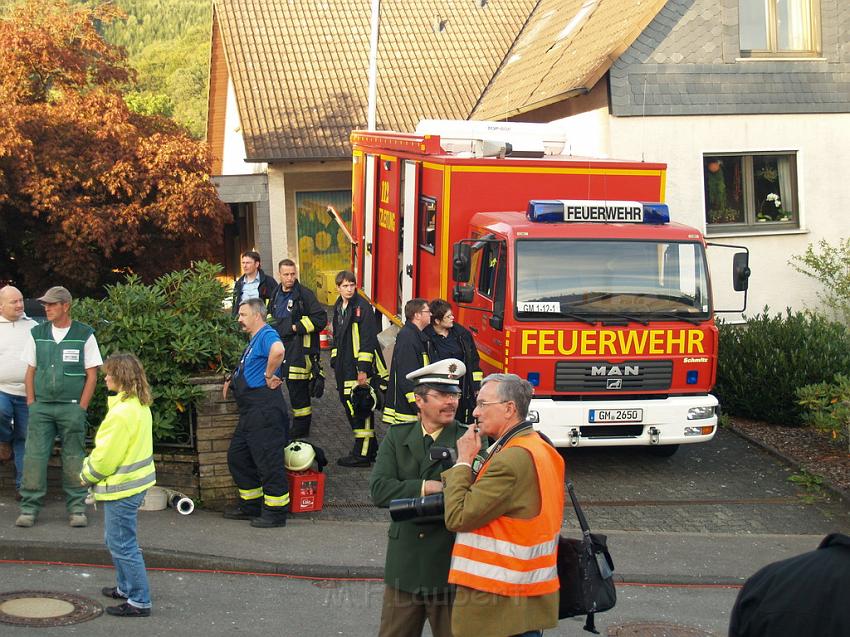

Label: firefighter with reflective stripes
[331,271,386,467]
[443,373,565,637]
[222,298,290,528]
[268,259,327,439]
[383,299,433,426]
[80,353,155,617]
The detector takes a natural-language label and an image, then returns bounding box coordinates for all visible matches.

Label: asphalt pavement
[2,353,849,635]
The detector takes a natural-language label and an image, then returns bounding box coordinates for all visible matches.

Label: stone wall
[0,377,240,511]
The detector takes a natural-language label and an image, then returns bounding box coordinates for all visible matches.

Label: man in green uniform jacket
[369,358,469,637]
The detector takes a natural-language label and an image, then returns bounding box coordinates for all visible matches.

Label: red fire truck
[347,122,749,454]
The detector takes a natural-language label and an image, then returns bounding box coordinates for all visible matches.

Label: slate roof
[212,0,667,162]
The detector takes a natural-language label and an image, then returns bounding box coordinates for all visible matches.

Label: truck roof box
[415,119,567,158]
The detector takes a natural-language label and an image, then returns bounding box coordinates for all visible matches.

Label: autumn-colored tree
[0,0,230,296]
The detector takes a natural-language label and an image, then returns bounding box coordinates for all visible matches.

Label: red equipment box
[287,470,325,513]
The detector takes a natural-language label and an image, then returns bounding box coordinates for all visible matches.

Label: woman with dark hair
[425,299,482,423]
[80,353,155,617]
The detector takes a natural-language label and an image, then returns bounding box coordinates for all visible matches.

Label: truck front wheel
[647,444,679,457]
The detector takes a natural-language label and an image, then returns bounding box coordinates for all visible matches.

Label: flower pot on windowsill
[708,208,741,224]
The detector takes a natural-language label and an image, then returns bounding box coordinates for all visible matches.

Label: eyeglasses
[475,400,510,409]
[425,392,459,401]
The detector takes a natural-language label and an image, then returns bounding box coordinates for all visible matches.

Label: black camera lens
[389,493,445,522]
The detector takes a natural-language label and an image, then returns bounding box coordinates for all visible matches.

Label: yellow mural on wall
[296,190,353,304]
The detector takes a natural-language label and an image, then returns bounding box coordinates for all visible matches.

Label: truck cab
[452,201,725,454]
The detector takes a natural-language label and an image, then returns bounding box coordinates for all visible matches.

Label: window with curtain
[739,0,820,57]
[703,153,798,231]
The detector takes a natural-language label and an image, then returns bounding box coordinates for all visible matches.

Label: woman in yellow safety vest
[80,353,156,618]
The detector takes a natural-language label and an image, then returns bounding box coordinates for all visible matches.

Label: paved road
[308,350,849,534]
[0,563,739,636]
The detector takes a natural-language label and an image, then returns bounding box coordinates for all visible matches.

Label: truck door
[362,154,377,297]
[373,155,402,317]
[462,236,507,374]
[401,160,419,304]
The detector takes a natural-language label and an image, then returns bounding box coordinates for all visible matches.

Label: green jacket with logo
[32,320,93,403]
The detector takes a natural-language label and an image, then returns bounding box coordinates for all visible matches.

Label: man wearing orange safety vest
[443,373,565,637]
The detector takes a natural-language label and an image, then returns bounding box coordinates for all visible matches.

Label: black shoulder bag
[557,480,616,634]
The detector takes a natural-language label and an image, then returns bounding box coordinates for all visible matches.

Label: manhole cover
[608,622,714,637]
[0,591,102,627]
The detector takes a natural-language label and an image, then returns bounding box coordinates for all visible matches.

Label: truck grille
[554,360,672,392]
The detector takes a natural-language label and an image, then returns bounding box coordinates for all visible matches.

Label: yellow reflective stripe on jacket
[288,363,311,380]
[81,458,108,482]
[91,471,156,497]
[239,487,263,500]
[331,347,338,358]
[293,406,312,417]
[303,333,310,349]
[352,323,360,357]
[358,350,374,363]
[299,316,315,332]
[422,353,430,365]
[264,492,290,507]
[395,414,418,424]
[405,391,415,404]
[473,371,484,381]
[353,428,376,439]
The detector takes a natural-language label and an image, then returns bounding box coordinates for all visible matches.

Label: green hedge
[715,307,850,425]
[74,261,244,443]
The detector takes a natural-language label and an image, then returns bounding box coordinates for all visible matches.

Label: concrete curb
[0,539,384,580]
[0,539,748,587]
[726,423,850,506]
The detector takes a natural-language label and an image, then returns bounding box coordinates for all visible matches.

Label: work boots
[249,509,287,528]
[222,503,261,520]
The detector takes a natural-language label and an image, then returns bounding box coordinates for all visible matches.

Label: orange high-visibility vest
[448,432,565,596]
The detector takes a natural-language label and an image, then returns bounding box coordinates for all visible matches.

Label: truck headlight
[687,406,715,420]
[527,410,540,423]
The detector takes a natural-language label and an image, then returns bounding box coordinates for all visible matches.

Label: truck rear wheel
[647,444,679,457]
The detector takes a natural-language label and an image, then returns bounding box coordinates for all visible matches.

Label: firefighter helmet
[284,440,316,472]
[350,383,378,419]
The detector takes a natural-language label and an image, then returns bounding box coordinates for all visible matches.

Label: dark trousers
[338,391,377,460]
[286,378,311,436]
[378,586,453,637]
[228,386,290,517]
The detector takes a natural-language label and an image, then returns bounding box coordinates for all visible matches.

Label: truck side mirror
[732,252,751,292]
[453,243,472,282]
[453,283,474,304]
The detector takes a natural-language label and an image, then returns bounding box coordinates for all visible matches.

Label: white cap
[406,358,466,392]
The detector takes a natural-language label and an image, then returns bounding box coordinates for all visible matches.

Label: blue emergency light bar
[527,200,670,224]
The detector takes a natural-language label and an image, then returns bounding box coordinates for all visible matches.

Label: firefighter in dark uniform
[268,259,327,439]
[222,298,290,528]
[383,298,433,426]
[331,271,387,467]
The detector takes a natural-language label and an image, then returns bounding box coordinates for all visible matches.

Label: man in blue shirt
[222,298,290,528]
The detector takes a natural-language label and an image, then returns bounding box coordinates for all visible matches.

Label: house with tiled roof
[208,0,850,316]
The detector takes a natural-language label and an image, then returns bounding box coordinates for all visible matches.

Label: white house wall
[222,77,268,177]
[553,110,850,320]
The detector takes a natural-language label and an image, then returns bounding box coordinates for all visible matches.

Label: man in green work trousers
[16,286,102,528]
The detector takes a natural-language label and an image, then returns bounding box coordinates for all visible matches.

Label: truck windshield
[515,239,710,319]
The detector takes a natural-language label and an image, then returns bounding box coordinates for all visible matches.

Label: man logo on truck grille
[592,365,639,376]
[607,379,623,390]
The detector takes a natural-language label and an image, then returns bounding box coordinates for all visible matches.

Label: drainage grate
[608,622,714,637]
[0,591,102,627]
